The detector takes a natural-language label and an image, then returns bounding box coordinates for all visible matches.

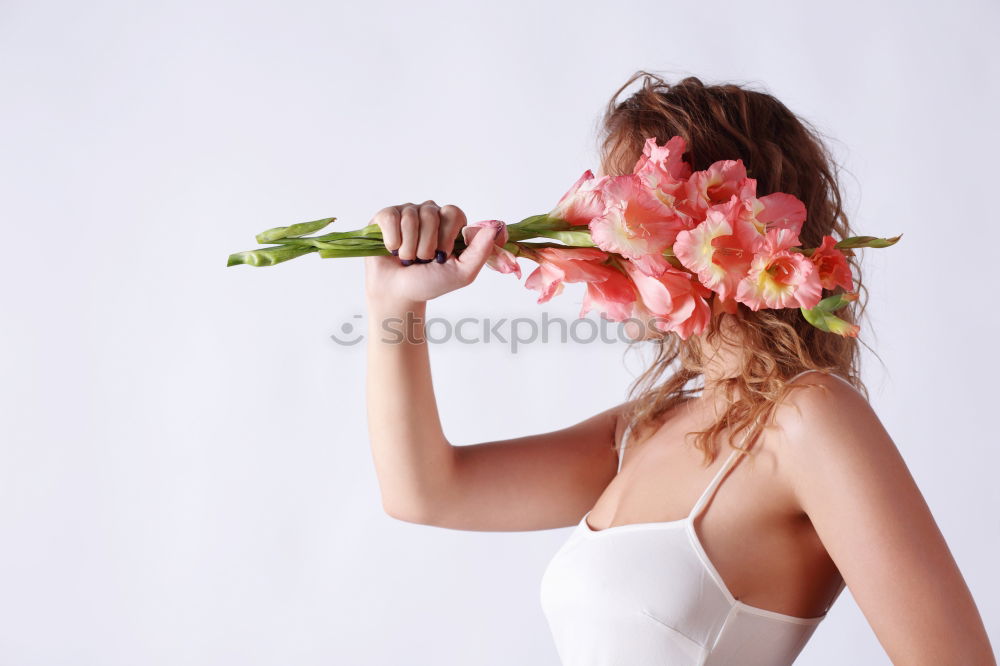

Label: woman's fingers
[438,204,467,261]
[396,204,421,264]
[373,206,403,255]
[376,200,456,266]
[416,201,440,262]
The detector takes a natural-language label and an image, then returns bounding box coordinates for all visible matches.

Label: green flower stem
[791,234,903,257]
[255,217,337,244]
[835,234,903,249]
[227,244,318,267]
[271,236,386,250]
[307,223,382,242]
[317,248,394,258]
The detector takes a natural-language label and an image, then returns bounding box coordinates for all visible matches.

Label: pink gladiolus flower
[736,229,823,311]
[589,174,690,277]
[673,203,756,302]
[632,136,694,227]
[549,169,610,226]
[461,220,521,279]
[580,267,638,322]
[632,135,692,185]
[683,160,752,218]
[711,291,740,316]
[753,192,807,231]
[524,247,631,311]
[733,191,807,251]
[623,260,713,340]
[809,235,854,291]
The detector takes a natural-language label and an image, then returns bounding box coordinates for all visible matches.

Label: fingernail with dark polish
[415,258,432,264]
[434,250,447,263]
[390,249,398,256]
[400,259,413,266]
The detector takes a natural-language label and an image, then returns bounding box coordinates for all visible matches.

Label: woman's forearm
[365,296,454,521]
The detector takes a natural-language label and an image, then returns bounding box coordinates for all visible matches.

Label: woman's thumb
[456,221,503,275]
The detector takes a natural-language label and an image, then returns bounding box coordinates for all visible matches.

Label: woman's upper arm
[418,404,626,532]
[778,378,996,665]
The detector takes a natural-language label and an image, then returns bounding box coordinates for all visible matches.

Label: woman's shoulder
[759,370,902,525]
[767,369,890,470]
[778,369,871,420]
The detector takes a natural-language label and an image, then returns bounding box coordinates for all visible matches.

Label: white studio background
[1,1,997,664]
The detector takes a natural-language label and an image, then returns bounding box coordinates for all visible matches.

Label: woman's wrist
[365,292,427,316]
[366,295,429,347]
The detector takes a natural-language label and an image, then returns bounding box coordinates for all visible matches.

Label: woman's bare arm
[424,406,622,531]
[777,375,996,665]
[365,201,620,531]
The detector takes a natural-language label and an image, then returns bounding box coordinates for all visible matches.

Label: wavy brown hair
[601,71,875,466]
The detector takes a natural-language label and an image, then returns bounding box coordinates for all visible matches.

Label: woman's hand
[364,200,500,308]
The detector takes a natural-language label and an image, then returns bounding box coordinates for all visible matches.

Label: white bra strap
[786,369,815,383]
[787,369,864,397]
[616,421,632,475]
[687,418,758,521]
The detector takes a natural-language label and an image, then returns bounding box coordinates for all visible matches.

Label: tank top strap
[686,417,758,521]
[616,420,633,475]
[786,369,815,383]
[787,368,864,397]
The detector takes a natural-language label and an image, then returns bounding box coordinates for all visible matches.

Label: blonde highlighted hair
[600,71,875,464]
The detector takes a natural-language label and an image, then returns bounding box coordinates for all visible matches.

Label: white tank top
[539,370,852,665]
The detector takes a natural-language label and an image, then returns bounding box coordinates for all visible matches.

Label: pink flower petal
[810,235,854,291]
[549,170,610,226]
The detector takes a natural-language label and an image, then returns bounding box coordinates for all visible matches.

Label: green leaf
[800,292,860,336]
[269,236,384,250]
[507,214,571,240]
[531,229,596,246]
[227,244,317,267]
[834,234,903,249]
[255,217,336,244]
[512,213,554,229]
[817,292,856,313]
[317,247,392,258]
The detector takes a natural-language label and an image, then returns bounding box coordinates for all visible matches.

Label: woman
[362,73,996,664]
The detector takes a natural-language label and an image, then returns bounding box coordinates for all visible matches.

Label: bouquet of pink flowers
[227,136,900,339]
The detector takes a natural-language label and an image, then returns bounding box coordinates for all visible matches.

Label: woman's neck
[696,324,747,407]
